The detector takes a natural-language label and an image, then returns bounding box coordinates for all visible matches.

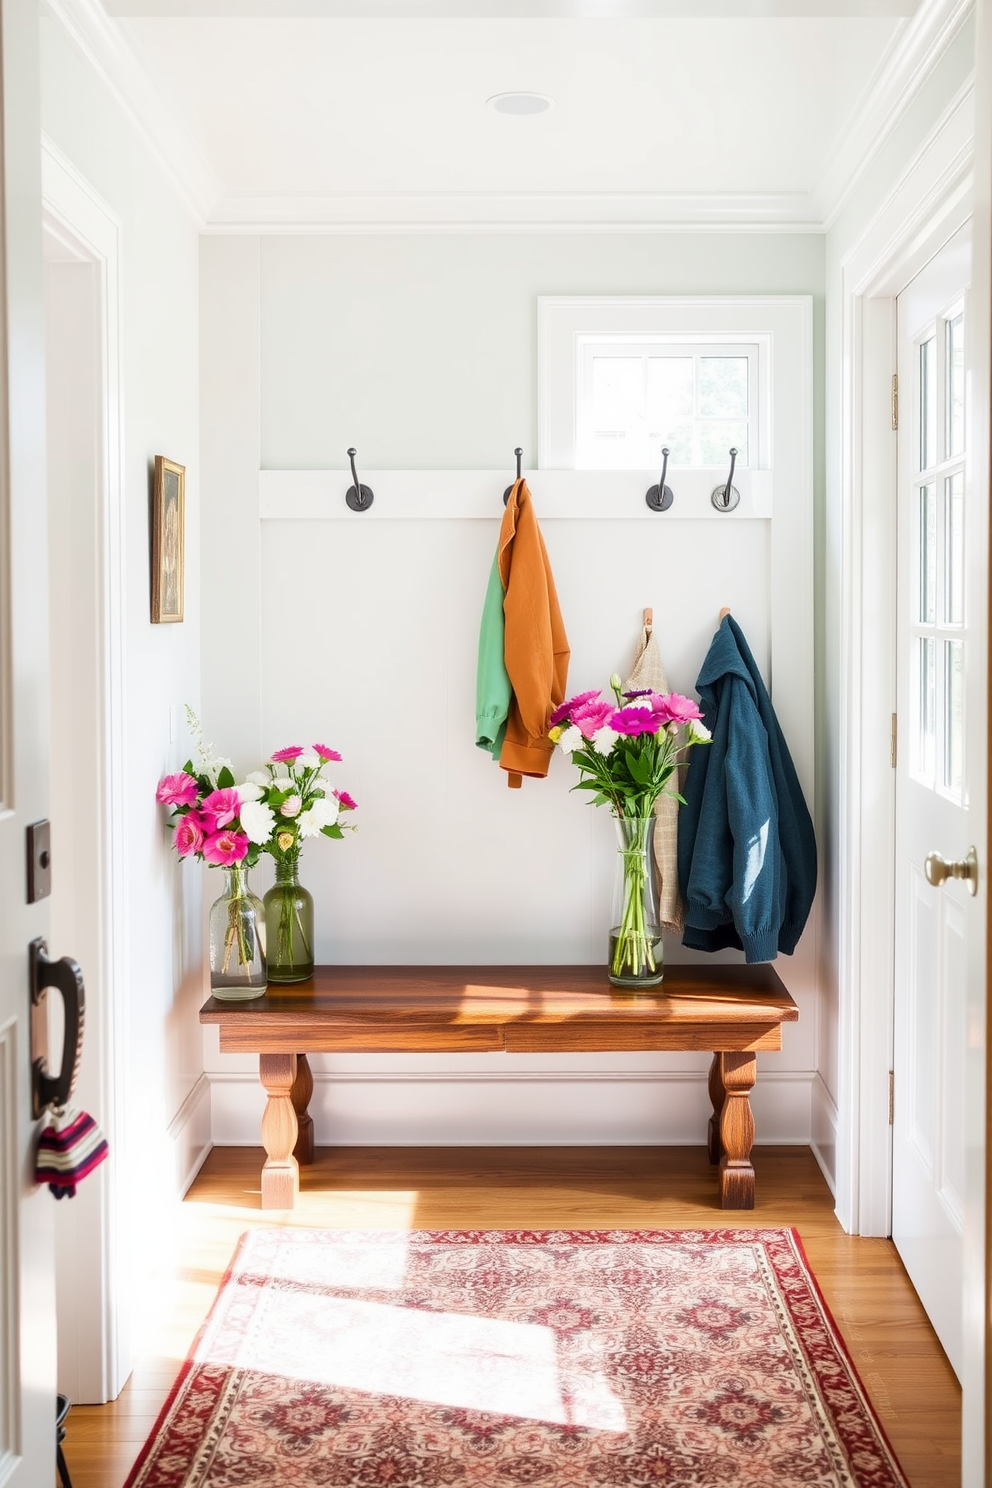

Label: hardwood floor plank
[61,1145,961,1488]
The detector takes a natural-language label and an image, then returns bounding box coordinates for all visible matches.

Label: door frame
[836,77,973,1237]
[40,138,130,1401]
[967,0,992,1475]
[837,51,988,1470]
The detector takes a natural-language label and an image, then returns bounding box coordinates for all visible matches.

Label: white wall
[40,12,205,1283]
[201,230,825,1151]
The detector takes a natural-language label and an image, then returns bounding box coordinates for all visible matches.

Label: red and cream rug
[125,1227,909,1487]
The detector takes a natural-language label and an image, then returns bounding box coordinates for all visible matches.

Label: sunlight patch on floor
[199,1286,629,1430]
[182,1187,422,1230]
[295,1190,421,1229]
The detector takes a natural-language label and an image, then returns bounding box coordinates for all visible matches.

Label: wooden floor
[64,1145,961,1487]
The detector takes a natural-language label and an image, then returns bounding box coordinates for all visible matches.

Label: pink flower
[173,813,206,857]
[313,743,342,762]
[201,787,241,829]
[333,789,357,811]
[610,706,663,735]
[270,746,303,763]
[651,692,704,725]
[202,830,249,866]
[549,689,601,728]
[156,772,199,807]
[571,700,616,739]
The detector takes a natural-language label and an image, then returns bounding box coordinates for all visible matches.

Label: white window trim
[538,296,789,472]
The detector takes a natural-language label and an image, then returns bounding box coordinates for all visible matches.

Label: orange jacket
[497,479,570,787]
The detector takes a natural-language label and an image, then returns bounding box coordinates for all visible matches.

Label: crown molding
[44,0,219,225]
[104,0,915,12]
[105,0,916,13]
[203,191,822,234]
[810,0,974,229]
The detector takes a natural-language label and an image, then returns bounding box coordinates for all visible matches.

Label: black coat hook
[503,448,524,505]
[711,447,740,512]
[645,447,674,512]
[345,448,374,512]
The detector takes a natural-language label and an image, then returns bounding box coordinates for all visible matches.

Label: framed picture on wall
[151,455,185,623]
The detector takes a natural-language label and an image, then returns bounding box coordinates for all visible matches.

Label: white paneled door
[892,223,974,1381]
[0,0,59,1481]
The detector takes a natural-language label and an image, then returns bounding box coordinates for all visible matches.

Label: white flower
[297,796,340,839]
[204,755,231,787]
[687,720,712,745]
[240,800,276,844]
[279,794,302,818]
[592,726,619,756]
[237,780,264,802]
[297,747,321,769]
[246,770,270,788]
[558,725,583,755]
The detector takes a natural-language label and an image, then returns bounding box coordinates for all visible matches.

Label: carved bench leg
[291,1053,314,1165]
[259,1053,299,1210]
[707,1053,725,1165]
[716,1051,756,1210]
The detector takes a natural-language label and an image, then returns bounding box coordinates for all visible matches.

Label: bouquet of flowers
[549,675,709,986]
[155,712,357,991]
[236,746,358,865]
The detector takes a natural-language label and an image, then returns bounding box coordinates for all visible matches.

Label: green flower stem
[264,854,315,982]
[273,874,312,967]
[612,815,658,980]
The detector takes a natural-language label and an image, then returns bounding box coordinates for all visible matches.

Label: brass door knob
[924,846,979,896]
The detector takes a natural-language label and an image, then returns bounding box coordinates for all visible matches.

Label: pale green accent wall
[259,232,825,473]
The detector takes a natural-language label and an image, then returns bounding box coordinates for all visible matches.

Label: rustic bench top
[200,963,798,1054]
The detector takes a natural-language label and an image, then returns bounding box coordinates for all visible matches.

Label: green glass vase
[263,856,315,983]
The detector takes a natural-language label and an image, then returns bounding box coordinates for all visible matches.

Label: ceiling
[56,0,972,229]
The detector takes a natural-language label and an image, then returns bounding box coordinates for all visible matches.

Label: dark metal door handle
[30,937,85,1119]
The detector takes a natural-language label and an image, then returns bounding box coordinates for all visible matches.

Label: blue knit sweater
[677,616,817,963]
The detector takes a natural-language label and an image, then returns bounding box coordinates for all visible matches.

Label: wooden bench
[200,963,798,1211]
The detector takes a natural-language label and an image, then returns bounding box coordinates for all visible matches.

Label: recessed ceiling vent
[487,92,555,116]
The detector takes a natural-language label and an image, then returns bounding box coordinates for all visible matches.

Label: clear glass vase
[208,864,267,999]
[609,815,663,989]
[263,856,314,983]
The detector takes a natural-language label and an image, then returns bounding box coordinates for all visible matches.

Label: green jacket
[475,553,511,759]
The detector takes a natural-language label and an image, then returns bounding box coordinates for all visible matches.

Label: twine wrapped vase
[208,865,266,999]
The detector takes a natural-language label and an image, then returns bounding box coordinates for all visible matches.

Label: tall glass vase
[263,856,314,983]
[609,815,663,989]
[208,864,267,1000]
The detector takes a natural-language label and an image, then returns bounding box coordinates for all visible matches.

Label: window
[910,298,967,800]
[577,340,758,470]
[538,298,776,474]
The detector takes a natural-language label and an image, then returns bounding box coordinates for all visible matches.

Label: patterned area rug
[125,1227,909,1488]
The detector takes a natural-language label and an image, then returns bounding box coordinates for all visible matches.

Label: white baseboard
[810,1073,839,1197]
[168,1073,213,1195]
[206,1068,815,1148]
